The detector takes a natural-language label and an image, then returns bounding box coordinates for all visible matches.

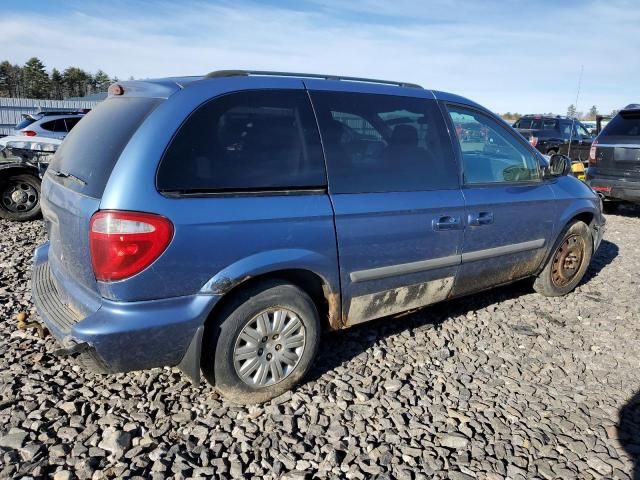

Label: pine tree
[567,104,577,118]
[0,61,22,97]
[63,67,91,98]
[50,68,64,99]
[93,70,111,92]
[22,57,50,98]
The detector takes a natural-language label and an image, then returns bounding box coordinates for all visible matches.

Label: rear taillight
[89,211,173,282]
[589,140,598,166]
[22,130,36,137]
[529,136,538,147]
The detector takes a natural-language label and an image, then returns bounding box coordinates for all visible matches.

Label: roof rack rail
[205,70,423,89]
[623,103,640,111]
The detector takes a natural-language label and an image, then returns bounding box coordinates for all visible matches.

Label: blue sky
[1,0,637,114]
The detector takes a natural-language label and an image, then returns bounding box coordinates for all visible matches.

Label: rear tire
[0,173,41,221]
[546,149,557,156]
[202,280,320,404]
[534,221,592,297]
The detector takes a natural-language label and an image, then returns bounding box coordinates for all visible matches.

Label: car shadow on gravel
[581,239,619,284]
[609,203,640,218]
[619,391,640,480]
[308,279,534,384]
[308,238,620,386]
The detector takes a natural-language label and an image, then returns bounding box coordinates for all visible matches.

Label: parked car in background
[0,136,60,221]
[513,115,595,164]
[581,121,598,135]
[32,71,605,403]
[587,104,640,208]
[12,111,87,139]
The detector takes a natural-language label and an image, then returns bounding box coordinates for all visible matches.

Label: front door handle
[468,211,494,226]
[433,215,462,231]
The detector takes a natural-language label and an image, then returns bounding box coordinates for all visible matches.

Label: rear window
[157,90,325,192]
[600,111,640,137]
[15,117,36,130]
[49,97,162,198]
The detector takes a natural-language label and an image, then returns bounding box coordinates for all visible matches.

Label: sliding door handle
[468,211,494,226]
[433,215,462,231]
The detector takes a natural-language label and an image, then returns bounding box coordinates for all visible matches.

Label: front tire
[534,221,593,297]
[202,280,320,404]
[0,173,41,221]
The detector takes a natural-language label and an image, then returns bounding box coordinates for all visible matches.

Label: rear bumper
[587,173,640,202]
[32,243,218,378]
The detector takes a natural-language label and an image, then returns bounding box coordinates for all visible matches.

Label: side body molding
[350,239,547,284]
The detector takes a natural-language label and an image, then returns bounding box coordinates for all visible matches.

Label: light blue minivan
[32,71,605,403]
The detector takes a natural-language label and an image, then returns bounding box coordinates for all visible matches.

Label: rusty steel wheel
[534,220,593,297]
[0,174,42,221]
[551,234,585,288]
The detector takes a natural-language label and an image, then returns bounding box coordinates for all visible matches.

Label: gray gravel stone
[52,471,73,480]
[440,433,470,450]
[0,430,28,449]
[97,428,131,458]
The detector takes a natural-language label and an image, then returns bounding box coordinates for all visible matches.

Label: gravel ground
[1,206,639,480]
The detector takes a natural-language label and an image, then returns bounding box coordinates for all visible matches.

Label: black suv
[587,104,640,205]
[514,115,594,163]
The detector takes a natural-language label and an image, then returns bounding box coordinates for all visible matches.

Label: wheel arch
[205,268,340,331]
[537,207,597,275]
[193,267,340,387]
[199,249,341,331]
[0,163,41,178]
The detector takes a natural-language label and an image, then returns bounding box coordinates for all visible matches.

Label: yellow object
[571,161,586,181]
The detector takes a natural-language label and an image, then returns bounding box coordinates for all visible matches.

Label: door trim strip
[461,238,545,263]
[350,255,460,283]
[349,238,545,283]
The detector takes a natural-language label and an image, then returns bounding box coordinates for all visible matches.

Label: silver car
[12,112,85,140]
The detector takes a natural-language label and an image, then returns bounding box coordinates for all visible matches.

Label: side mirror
[546,154,572,178]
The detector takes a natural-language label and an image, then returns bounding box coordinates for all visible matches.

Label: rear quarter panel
[97,77,340,306]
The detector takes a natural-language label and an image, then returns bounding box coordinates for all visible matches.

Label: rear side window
[601,112,640,137]
[157,90,325,192]
[49,97,162,198]
[515,118,542,129]
[310,91,458,193]
[64,117,81,131]
[49,119,68,132]
[543,119,557,130]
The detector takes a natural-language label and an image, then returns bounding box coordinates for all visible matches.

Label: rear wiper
[49,169,87,186]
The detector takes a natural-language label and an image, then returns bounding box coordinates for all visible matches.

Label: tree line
[502,105,618,122]
[0,57,118,100]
